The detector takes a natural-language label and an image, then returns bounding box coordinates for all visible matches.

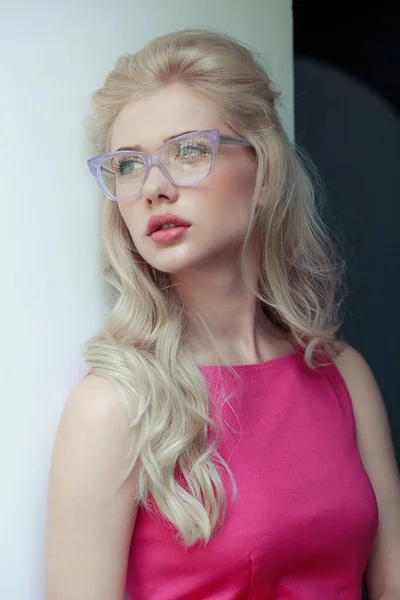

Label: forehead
[110,83,224,152]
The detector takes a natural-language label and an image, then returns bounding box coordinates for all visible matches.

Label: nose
[142,162,179,206]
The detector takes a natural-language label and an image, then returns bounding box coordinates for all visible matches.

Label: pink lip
[146,212,191,235]
[149,226,191,245]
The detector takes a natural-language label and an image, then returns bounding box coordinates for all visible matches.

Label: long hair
[82,27,347,547]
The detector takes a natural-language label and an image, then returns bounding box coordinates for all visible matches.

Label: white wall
[0,2,293,597]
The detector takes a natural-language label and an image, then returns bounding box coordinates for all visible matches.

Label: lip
[146,212,192,236]
[150,226,190,245]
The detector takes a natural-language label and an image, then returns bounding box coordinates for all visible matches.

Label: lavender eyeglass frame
[87,128,253,201]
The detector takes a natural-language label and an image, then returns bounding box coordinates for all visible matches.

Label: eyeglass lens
[100,133,214,200]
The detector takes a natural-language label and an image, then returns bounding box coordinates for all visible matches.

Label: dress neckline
[198,344,302,372]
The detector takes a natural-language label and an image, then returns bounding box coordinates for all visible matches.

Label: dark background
[293,2,399,598]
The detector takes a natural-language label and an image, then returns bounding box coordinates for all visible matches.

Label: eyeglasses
[87,128,253,201]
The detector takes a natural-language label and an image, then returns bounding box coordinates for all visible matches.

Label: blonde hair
[82,27,346,547]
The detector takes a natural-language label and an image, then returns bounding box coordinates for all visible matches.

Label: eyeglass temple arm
[219,135,253,147]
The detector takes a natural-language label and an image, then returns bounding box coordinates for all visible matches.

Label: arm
[46,374,140,600]
[333,344,400,600]
[373,588,400,600]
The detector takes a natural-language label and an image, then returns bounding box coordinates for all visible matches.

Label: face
[109,82,260,277]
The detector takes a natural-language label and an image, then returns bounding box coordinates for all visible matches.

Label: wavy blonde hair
[82,27,346,547]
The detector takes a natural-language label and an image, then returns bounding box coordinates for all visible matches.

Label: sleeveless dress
[124,347,379,600]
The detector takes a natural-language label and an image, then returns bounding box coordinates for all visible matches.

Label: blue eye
[116,159,141,175]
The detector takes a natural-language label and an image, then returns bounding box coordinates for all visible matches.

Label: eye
[113,157,143,176]
[177,142,210,160]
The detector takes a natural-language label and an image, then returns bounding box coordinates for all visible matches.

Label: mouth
[149,224,191,245]
[146,212,192,236]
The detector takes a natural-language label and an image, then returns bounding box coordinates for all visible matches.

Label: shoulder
[330,340,381,401]
[329,340,386,450]
[49,373,138,501]
[331,342,400,599]
[59,373,131,433]
[46,374,140,598]
[51,373,136,487]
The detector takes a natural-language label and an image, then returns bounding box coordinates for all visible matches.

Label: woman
[46,28,400,600]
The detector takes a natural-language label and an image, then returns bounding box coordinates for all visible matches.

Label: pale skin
[46,83,400,599]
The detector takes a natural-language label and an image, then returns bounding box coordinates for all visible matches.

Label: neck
[170,262,290,366]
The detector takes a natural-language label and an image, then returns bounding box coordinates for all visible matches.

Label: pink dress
[124,347,378,599]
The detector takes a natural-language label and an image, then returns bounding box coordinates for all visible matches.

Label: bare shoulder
[330,340,381,397]
[331,342,400,599]
[329,341,389,431]
[46,374,140,600]
[50,373,137,489]
[57,373,132,438]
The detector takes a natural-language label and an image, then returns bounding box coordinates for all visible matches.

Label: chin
[135,241,194,272]
[149,261,196,276]
[136,239,220,277]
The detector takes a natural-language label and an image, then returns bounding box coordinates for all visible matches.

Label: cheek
[211,162,255,214]
[115,205,149,257]
[117,203,140,238]
[200,177,254,244]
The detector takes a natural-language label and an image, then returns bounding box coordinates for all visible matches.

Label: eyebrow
[115,130,197,152]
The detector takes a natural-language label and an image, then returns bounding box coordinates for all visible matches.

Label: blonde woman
[46,28,400,600]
